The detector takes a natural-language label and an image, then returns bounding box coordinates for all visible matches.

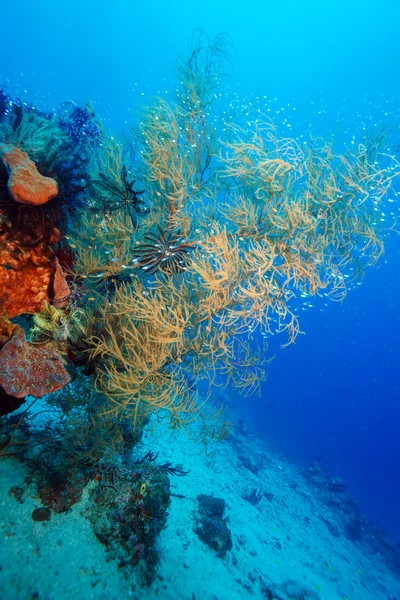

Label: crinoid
[131,225,195,275]
[94,165,147,226]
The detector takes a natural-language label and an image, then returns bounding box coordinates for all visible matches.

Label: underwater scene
[0,1,399,599]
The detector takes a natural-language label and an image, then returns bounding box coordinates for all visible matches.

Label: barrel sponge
[0,143,58,205]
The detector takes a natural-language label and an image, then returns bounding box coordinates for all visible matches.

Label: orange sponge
[0,143,58,205]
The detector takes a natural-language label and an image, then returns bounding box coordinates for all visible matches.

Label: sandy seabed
[1,416,399,600]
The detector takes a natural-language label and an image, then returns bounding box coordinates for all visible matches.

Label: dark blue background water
[2,0,399,539]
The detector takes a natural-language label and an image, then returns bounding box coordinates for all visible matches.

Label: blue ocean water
[2,0,399,557]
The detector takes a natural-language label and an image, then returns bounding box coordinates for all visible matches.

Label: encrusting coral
[0,325,71,398]
[0,224,70,318]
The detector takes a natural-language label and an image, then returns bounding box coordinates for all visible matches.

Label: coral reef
[0,32,399,585]
[89,461,170,584]
[193,494,232,557]
[0,89,93,409]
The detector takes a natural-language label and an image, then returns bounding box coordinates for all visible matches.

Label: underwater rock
[31,507,51,522]
[27,434,91,513]
[327,476,345,493]
[261,579,320,600]
[194,494,232,558]
[237,453,261,475]
[0,326,71,398]
[301,462,325,486]
[89,462,170,585]
[263,490,274,502]
[37,472,88,513]
[8,486,24,503]
[0,144,58,205]
[196,494,226,519]
[320,514,341,538]
[242,486,263,506]
[344,515,366,541]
